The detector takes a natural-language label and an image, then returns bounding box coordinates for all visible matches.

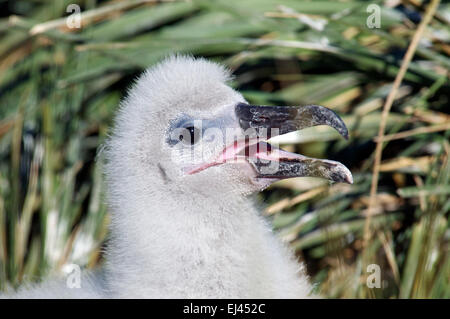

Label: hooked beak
[235,103,353,184]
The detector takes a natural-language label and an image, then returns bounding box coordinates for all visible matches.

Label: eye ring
[179,126,201,145]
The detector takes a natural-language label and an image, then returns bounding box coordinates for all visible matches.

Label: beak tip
[335,163,353,184]
[343,131,349,140]
[337,124,349,140]
[346,175,354,184]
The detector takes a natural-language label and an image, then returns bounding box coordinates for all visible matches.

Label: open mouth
[187,103,353,184]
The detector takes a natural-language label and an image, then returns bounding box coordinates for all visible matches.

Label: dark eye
[179,126,201,145]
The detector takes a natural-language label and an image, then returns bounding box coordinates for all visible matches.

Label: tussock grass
[0,0,448,298]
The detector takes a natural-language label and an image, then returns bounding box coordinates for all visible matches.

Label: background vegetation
[0,0,448,298]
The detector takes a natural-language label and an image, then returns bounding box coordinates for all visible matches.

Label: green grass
[0,0,449,298]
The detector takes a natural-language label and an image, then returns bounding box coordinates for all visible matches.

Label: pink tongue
[216,140,304,164]
[245,142,308,162]
[216,140,247,163]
